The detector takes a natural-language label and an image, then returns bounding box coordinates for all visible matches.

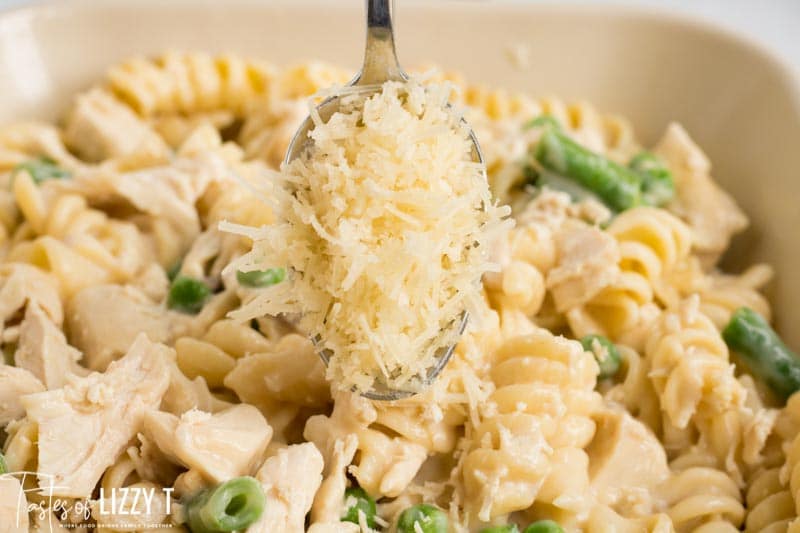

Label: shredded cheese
[226,79,510,392]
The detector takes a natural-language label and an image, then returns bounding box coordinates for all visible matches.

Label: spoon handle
[355,0,406,85]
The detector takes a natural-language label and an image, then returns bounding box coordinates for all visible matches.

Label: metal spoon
[285,0,483,401]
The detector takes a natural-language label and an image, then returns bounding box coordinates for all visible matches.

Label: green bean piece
[580,334,622,379]
[341,486,377,527]
[628,151,675,206]
[523,520,565,533]
[524,115,561,130]
[534,128,642,211]
[722,307,800,400]
[480,525,520,533]
[236,267,286,288]
[12,156,71,184]
[396,503,448,533]
[0,452,7,474]
[536,169,603,203]
[184,476,265,533]
[167,275,211,314]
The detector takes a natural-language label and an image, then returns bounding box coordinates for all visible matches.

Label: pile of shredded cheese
[227,79,510,392]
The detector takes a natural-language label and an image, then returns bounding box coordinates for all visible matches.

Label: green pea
[236,268,286,288]
[12,156,71,184]
[480,525,520,533]
[184,476,265,533]
[524,521,564,533]
[167,275,211,314]
[396,503,448,533]
[580,334,622,379]
[341,486,377,527]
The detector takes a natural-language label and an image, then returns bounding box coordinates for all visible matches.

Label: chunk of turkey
[63,88,169,163]
[0,365,44,425]
[224,333,329,407]
[160,359,233,416]
[66,284,171,371]
[654,123,748,265]
[547,223,621,312]
[0,476,28,533]
[16,302,87,389]
[0,263,62,327]
[21,334,171,497]
[310,435,358,525]
[143,404,272,483]
[246,443,324,533]
[586,408,670,513]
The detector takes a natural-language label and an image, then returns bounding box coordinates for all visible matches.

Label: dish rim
[0,0,797,91]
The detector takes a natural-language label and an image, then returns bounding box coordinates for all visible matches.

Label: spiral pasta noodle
[483,222,551,318]
[460,84,541,123]
[699,264,773,330]
[9,174,151,296]
[565,207,694,352]
[461,330,601,522]
[0,122,81,172]
[744,466,794,532]
[600,345,662,434]
[106,51,276,117]
[645,296,745,432]
[659,448,745,532]
[303,391,429,499]
[235,62,351,167]
[782,410,800,531]
[607,207,694,306]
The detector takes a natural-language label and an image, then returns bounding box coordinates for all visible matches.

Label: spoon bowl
[285,0,484,400]
[312,312,469,401]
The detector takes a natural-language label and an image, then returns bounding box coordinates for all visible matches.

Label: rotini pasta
[699,264,773,330]
[659,448,745,532]
[744,466,794,532]
[563,207,694,352]
[10,172,151,295]
[106,52,275,117]
[461,331,601,523]
[643,297,779,482]
[645,296,745,432]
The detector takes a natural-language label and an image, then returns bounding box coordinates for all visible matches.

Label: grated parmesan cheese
[225,79,510,392]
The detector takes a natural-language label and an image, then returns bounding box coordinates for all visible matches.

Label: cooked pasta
[461,331,601,525]
[659,447,745,531]
[0,51,795,533]
[744,466,794,532]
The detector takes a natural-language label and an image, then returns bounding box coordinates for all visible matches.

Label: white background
[1,0,799,73]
